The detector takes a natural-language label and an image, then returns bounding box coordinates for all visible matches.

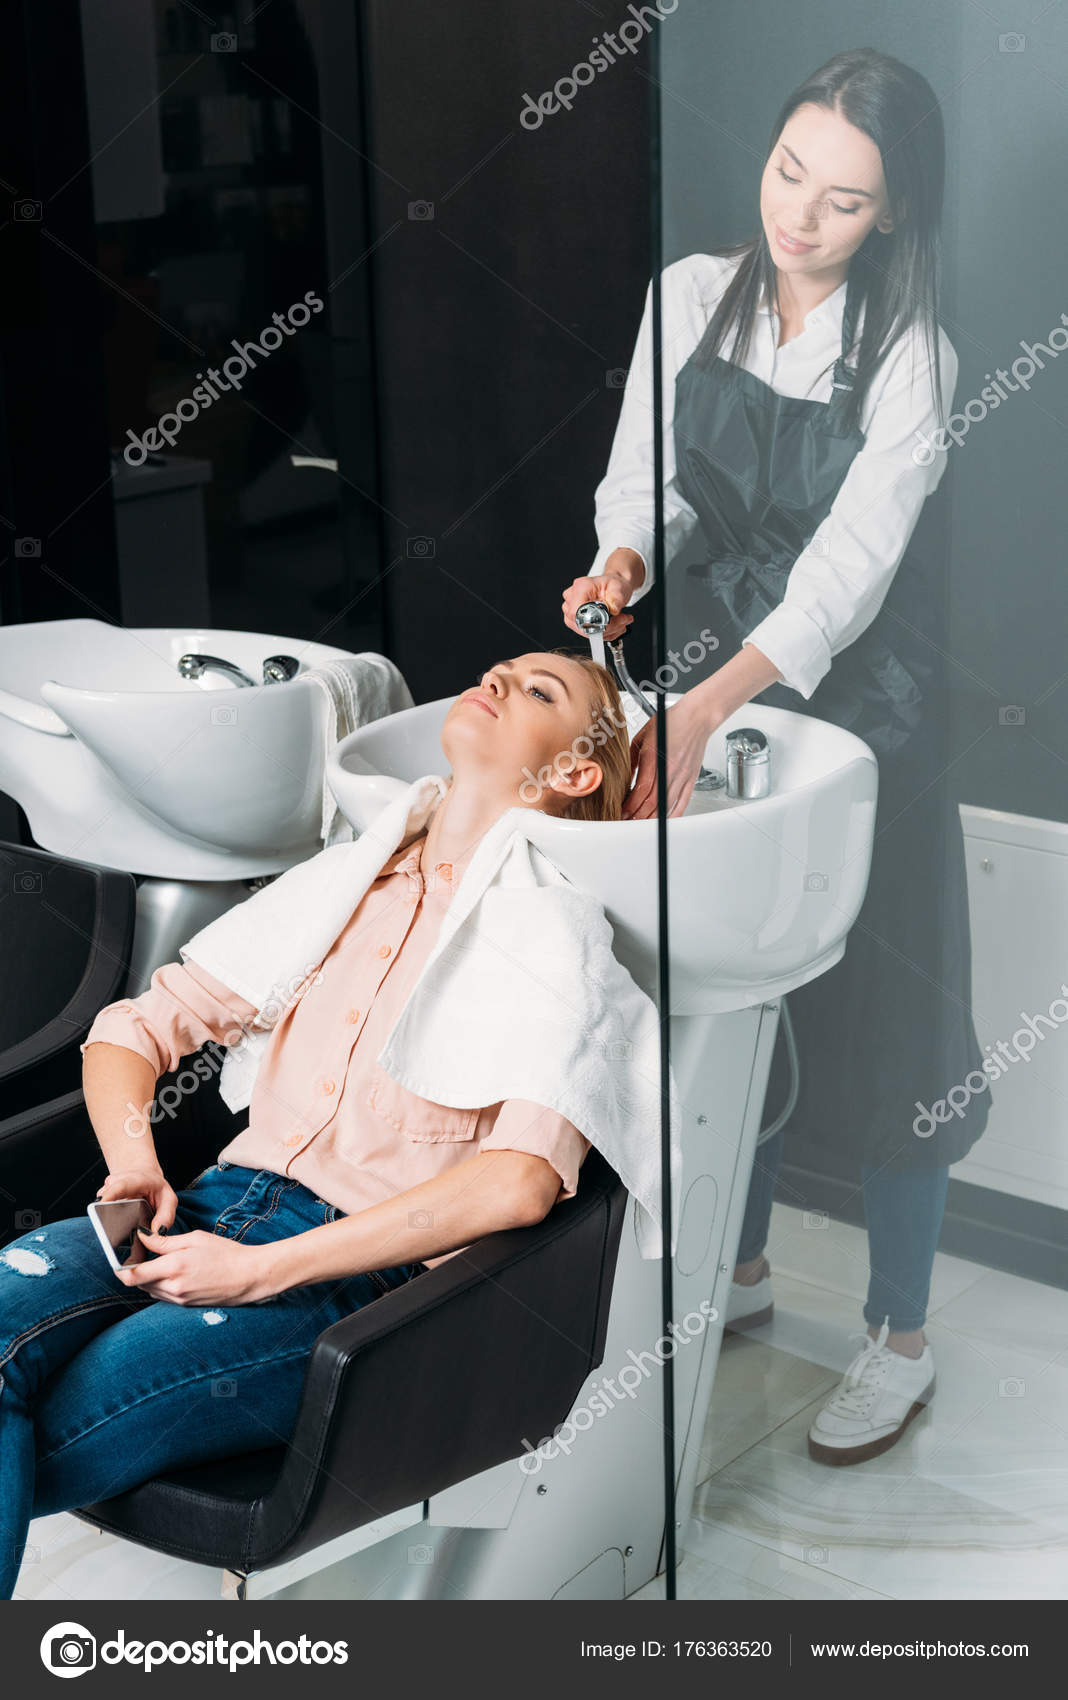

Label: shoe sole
[724,1302,774,1336]
[807,1375,936,1466]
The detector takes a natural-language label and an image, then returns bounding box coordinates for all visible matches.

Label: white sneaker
[807,1320,936,1466]
[724,1266,774,1334]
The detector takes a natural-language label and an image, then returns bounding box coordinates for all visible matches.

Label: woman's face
[759,102,894,286]
[442,652,607,810]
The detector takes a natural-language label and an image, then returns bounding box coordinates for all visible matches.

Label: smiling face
[442,651,621,816]
[759,101,895,291]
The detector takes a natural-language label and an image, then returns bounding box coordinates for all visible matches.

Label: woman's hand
[95,1167,179,1234]
[116,1227,277,1306]
[623,692,722,820]
[562,548,644,639]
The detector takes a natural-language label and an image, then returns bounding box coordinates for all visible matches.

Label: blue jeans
[736,1128,950,1333]
[0,1161,424,1599]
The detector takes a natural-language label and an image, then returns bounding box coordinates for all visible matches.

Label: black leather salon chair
[0,1045,627,1589]
[0,839,136,1120]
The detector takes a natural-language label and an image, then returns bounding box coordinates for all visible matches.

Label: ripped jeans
[0,1161,425,1600]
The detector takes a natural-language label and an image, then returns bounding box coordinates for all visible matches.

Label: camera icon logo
[210,704,238,726]
[15,1208,42,1231]
[211,31,237,52]
[40,1622,97,1677]
[406,535,435,558]
[14,871,43,894]
[14,200,42,221]
[408,200,435,221]
[804,871,829,893]
[16,537,42,557]
[605,368,628,388]
[998,705,1025,726]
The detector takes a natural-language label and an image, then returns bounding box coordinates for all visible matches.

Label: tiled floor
[15,1201,1068,1601]
[629,1202,1068,1601]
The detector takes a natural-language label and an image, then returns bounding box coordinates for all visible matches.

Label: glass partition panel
[650,6,1067,1608]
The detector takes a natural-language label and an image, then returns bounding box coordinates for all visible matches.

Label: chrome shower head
[575,600,612,637]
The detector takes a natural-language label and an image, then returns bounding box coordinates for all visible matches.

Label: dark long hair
[691,47,949,434]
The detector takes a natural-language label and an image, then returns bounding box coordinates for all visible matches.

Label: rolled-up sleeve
[80,960,259,1078]
[480,1100,591,1201]
[743,325,960,699]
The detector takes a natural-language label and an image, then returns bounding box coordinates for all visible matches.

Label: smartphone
[87,1197,153,1272]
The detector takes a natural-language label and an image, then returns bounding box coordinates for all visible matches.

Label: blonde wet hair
[542,648,633,823]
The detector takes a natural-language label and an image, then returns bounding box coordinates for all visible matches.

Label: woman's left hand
[623,693,720,820]
[116,1227,278,1306]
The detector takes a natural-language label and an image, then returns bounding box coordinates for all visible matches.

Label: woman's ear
[545,757,603,809]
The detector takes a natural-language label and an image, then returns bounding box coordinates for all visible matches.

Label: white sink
[327,692,878,1014]
[0,619,409,880]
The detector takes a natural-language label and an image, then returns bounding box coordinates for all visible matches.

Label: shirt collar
[388,828,475,883]
[757,276,847,328]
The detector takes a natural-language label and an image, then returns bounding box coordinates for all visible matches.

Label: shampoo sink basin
[328,693,878,1014]
[0,619,410,880]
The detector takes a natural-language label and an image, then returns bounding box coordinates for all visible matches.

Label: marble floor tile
[692,1328,840,1477]
[691,1325,1068,1598]
[630,1518,891,1601]
[14,1511,221,1602]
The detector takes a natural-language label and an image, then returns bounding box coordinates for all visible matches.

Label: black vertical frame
[649,21,678,1603]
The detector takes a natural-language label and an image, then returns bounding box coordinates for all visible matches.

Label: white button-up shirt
[589,252,959,699]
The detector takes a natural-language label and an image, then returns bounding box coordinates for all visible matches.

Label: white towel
[180,774,682,1259]
[301,654,414,845]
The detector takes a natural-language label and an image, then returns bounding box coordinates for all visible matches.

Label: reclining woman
[0,646,637,1600]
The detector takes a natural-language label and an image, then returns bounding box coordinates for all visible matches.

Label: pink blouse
[82,829,590,1270]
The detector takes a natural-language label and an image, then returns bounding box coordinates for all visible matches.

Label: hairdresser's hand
[562,549,643,639]
[95,1167,179,1234]
[115,1227,276,1306]
[623,693,719,820]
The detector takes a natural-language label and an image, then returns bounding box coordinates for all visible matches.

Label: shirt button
[320,1077,336,1095]
[378,943,392,959]
[437,863,453,882]
[346,1007,360,1024]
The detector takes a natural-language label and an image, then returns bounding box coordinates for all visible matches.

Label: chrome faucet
[574,601,725,792]
[177,653,300,688]
[724,727,770,798]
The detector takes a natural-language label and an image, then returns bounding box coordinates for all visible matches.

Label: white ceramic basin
[0,619,410,880]
[327,692,878,1014]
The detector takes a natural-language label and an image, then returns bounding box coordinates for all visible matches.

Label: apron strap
[829,270,862,403]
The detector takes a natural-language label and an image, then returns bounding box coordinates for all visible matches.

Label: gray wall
[658,2,1066,823]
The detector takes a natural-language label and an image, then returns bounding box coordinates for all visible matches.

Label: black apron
[674,276,989,1176]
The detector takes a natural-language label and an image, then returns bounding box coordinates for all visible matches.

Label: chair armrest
[0,1090,101,1240]
[0,845,136,1118]
[242,1148,626,1573]
[0,1062,234,1245]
